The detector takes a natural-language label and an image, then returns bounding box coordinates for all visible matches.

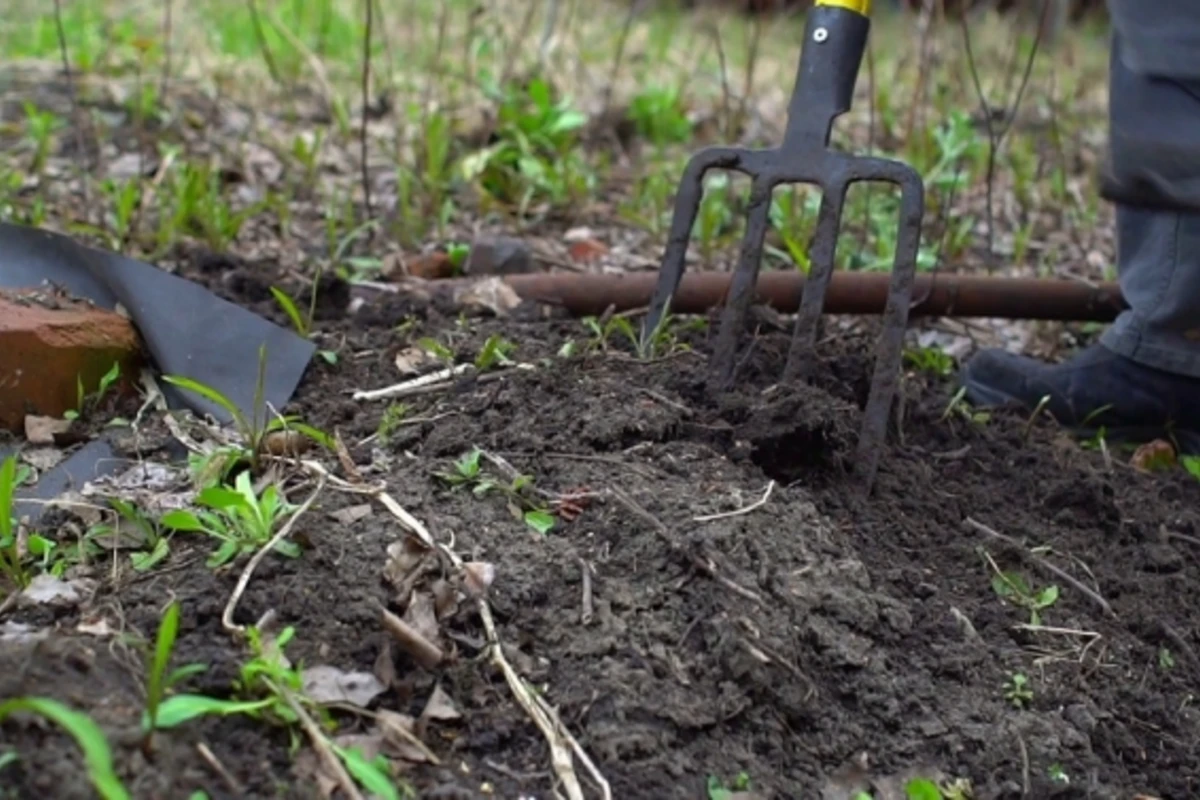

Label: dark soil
[4,254,1200,800]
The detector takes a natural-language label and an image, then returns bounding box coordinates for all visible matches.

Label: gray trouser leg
[1099,1,1200,378]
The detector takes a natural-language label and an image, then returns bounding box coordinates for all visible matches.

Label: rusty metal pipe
[494,270,1126,322]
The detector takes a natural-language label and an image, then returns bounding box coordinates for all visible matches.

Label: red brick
[0,288,143,431]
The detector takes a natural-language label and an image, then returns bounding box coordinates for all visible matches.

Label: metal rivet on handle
[813,27,829,43]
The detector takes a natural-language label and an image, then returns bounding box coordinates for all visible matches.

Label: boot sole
[961,380,1200,457]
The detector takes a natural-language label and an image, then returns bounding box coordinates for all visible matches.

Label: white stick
[352,364,473,402]
[693,480,776,523]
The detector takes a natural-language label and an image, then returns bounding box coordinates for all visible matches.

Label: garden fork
[641,0,924,492]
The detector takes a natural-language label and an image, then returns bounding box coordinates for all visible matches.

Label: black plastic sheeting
[0,222,315,521]
[0,222,314,418]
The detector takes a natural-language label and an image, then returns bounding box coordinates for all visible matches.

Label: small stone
[462,236,535,276]
[1143,543,1183,572]
[567,237,608,264]
[919,717,949,737]
[1064,702,1098,733]
[0,289,142,431]
[914,581,939,599]
[406,252,454,280]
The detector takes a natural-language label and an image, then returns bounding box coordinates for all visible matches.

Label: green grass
[0,0,1114,285]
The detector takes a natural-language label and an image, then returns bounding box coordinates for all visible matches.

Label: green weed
[1004,672,1033,708]
[989,566,1059,626]
[434,449,556,535]
[160,470,301,568]
[95,498,174,572]
[628,85,693,146]
[163,345,331,475]
[0,698,130,800]
[707,771,751,800]
[139,600,269,742]
[65,362,123,421]
[460,76,591,214]
[903,345,955,378]
[233,625,407,798]
[375,402,411,445]
[22,102,61,174]
[0,456,32,591]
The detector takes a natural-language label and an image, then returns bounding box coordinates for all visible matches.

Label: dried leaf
[402,591,440,644]
[463,562,496,598]
[18,573,90,608]
[20,447,64,472]
[76,617,117,637]
[394,346,439,376]
[1131,439,1177,473]
[333,429,363,484]
[383,537,432,590]
[420,683,461,722]
[0,622,48,645]
[453,276,522,317]
[81,461,195,517]
[332,732,384,762]
[301,665,387,708]
[330,504,373,525]
[24,415,73,444]
[292,748,339,800]
[567,238,608,264]
[377,709,434,763]
[563,226,595,242]
[373,637,396,688]
[431,578,459,620]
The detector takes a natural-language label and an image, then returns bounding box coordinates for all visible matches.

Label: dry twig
[379,603,445,669]
[196,742,244,795]
[371,489,609,798]
[271,677,364,800]
[352,364,474,401]
[693,481,775,523]
[223,476,327,634]
[612,488,764,606]
[579,558,594,625]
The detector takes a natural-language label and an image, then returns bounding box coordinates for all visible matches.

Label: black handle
[782,5,870,150]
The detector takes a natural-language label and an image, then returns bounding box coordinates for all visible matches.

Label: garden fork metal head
[641,0,925,492]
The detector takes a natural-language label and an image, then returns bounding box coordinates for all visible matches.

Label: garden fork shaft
[642,0,924,492]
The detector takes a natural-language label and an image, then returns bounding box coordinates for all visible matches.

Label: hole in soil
[733,383,857,484]
[749,423,837,483]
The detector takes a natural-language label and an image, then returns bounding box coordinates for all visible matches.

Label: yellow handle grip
[814,0,871,16]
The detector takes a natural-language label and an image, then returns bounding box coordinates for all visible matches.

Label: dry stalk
[379,603,445,669]
[270,677,364,800]
[222,476,327,634]
[600,0,642,121]
[245,0,283,86]
[352,364,474,402]
[359,0,375,222]
[902,0,937,148]
[371,488,608,799]
[196,742,244,795]
[261,5,337,107]
[693,481,775,523]
[612,488,764,606]
[531,690,612,800]
[959,4,1047,269]
[51,0,94,210]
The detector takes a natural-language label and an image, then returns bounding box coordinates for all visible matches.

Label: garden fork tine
[641,0,925,493]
